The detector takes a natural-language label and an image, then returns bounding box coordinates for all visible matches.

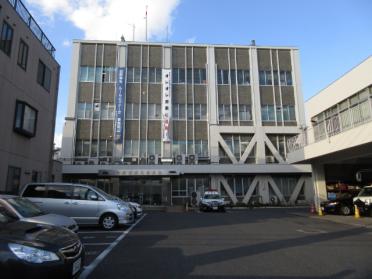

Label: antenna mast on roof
[145,5,148,42]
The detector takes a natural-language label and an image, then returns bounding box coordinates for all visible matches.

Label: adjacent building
[0,0,60,193]
[287,56,372,208]
[61,40,312,206]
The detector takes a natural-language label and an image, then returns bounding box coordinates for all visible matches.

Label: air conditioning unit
[148,154,159,165]
[188,154,197,165]
[131,157,139,165]
[88,159,96,165]
[175,154,186,165]
[266,156,275,163]
[99,161,108,165]
[74,161,83,165]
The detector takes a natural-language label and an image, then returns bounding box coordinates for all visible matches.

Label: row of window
[124,139,162,157]
[173,104,207,120]
[172,140,209,156]
[127,67,162,83]
[79,66,116,83]
[75,139,113,157]
[218,104,252,121]
[261,105,296,122]
[216,69,250,85]
[0,20,51,91]
[312,86,372,141]
[221,134,255,159]
[77,102,115,120]
[259,70,293,86]
[125,103,162,120]
[267,135,290,159]
[172,68,207,84]
[171,177,210,197]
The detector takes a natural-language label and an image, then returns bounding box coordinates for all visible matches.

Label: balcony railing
[287,97,372,153]
[7,0,56,57]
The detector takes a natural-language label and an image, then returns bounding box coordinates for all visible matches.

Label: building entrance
[119,177,171,206]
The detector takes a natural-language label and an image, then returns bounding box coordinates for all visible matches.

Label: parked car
[0,195,78,232]
[0,204,85,279]
[129,202,143,218]
[199,190,225,212]
[321,192,355,215]
[20,183,134,230]
[353,185,372,216]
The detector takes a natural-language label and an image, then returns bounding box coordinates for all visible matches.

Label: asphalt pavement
[84,208,372,279]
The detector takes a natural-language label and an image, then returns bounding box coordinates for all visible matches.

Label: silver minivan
[20,183,134,230]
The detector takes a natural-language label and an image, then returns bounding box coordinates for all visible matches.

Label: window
[17,40,29,70]
[281,105,296,121]
[77,102,93,119]
[75,140,90,157]
[14,101,38,137]
[259,71,272,86]
[0,21,13,56]
[101,103,115,119]
[22,184,46,198]
[5,166,21,194]
[237,70,250,85]
[46,185,72,199]
[79,66,95,82]
[261,105,275,121]
[173,104,186,120]
[31,171,41,182]
[37,60,51,91]
[217,69,229,85]
[72,186,100,200]
[279,71,293,86]
[125,103,140,119]
[194,104,207,120]
[218,104,232,121]
[239,105,252,121]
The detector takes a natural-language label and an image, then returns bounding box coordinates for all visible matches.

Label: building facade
[61,40,312,206]
[287,56,372,209]
[0,0,60,193]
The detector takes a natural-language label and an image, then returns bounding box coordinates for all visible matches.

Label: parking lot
[77,208,372,279]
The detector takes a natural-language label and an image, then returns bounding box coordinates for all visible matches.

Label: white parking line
[83,243,112,246]
[82,236,96,239]
[78,230,125,234]
[79,214,147,279]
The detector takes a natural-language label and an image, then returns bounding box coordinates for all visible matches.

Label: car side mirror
[88,193,98,200]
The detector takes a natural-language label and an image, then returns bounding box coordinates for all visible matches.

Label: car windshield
[204,194,221,199]
[358,187,372,197]
[7,197,44,218]
[0,206,18,224]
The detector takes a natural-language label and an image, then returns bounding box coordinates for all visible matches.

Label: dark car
[0,204,85,279]
[321,192,355,216]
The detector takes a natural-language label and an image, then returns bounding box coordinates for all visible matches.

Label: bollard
[318,206,323,216]
[354,205,360,219]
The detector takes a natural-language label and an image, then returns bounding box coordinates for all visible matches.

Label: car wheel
[339,205,351,216]
[100,213,118,230]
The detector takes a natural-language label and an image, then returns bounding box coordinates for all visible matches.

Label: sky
[24,0,372,147]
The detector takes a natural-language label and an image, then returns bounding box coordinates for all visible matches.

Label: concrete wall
[0,1,60,192]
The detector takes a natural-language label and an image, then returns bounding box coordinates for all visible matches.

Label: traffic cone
[318,206,323,216]
[354,205,360,219]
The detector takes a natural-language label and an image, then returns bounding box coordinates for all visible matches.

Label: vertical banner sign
[115,67,126,143]
[162,69,172,142]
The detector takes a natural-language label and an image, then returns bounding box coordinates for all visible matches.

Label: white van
[20,183,134,230]
[353,186,372,216]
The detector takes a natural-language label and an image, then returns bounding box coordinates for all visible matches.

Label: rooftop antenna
[251,39,256,46]
[166,25,169,43]
[145,5,148,42]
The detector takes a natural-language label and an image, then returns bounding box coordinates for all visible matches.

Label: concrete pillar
[258,176,270,204]
[312,164,327,209]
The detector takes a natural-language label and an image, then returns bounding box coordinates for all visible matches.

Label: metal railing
[7,0,56,57]
[287,98,372,153]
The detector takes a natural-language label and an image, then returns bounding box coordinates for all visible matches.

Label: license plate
[72,258,81,275]
[212,206,218,210]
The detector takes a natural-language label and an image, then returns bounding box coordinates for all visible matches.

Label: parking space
[77,214,146,277]
[86,209,372,279]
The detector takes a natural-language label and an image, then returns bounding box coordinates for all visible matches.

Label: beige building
[0,0,60,193]
[61,40,312,206]
[288,56,372,208]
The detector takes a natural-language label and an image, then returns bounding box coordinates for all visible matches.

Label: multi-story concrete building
[0,0,60,193]
[61,40,312,206]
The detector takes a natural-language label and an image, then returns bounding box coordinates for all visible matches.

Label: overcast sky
[24,0,372,147]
